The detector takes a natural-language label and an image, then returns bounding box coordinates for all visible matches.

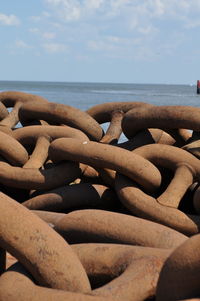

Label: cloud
[138,25,158,35]
[29,27,56,40]
[45,0,81,21]
[85,0,104,10]
[15,40,32,49]
[8,39,33,55]
[0,13,20,26]
[30,11,51,23]
[87,35,151,61]
[42,32,56,39]
[43,0,200,27]
[42,42,67,53]
[88,36,132,51]
[38,0,200,63]
[44,0,108,22]
[29,27,40,33]
[185,19,200,29]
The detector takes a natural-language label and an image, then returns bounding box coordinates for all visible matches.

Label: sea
[0,80,199,140]
[0,80,199,110]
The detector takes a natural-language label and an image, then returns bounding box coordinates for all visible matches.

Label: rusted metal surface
[0,92,199,300]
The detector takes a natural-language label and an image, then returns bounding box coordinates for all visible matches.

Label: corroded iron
[49,137,161,193]
[22,135,50,169]
[22,183,115,212]
[0,161,81,190]
[54,209,187,249]
[72,243,170,301]
[100,110,124,144]
[0,131,28,166]
[0,263,106,301]
[86,101,152,123]
[122,105,200,138]
[13,124,89,144]
[19,101,103,141]
[0,95,199,300]
[115,173,200,236]
[156,233,200,300]
[0,192,91,292]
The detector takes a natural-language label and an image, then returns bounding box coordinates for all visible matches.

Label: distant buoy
[197,80,200,94]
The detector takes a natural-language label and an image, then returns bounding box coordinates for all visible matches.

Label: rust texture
[0,91,200,300]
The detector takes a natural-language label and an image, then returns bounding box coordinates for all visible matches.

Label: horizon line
[0,79,195,86]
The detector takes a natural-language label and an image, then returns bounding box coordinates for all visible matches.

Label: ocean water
[0,80,199,112]
[0,80,199,141]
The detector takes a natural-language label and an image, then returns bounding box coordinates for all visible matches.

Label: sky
[0,0,200,84]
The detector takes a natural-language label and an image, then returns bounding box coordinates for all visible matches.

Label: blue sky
[0,0,200,84]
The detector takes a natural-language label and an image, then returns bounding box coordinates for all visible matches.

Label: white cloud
[30,15,42,22]
[45,0,81,21]
[87,40,105,51]
[29,28,56,40]
[75,54,91,61]
[0,13,20,26]
[42,32,56,39]
[30,11,50,23]
[138,25,158,35]
[88,36,136,54]
[185,19,200,29]
[42,42,67,53]
[43,0,200,28]
[8,39,33,55]
[88,36,123,51]
[39,0,200,63]
[29,27,40,33]
[15,40,32,49]
[45,0,61,4]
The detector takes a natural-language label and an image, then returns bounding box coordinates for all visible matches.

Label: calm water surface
[0,80,199,143]
[0,81,199,112]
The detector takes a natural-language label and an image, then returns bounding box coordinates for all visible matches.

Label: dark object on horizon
[197,80,200,94]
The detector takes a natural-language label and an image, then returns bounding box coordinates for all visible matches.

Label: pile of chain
[0,91,200,300]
